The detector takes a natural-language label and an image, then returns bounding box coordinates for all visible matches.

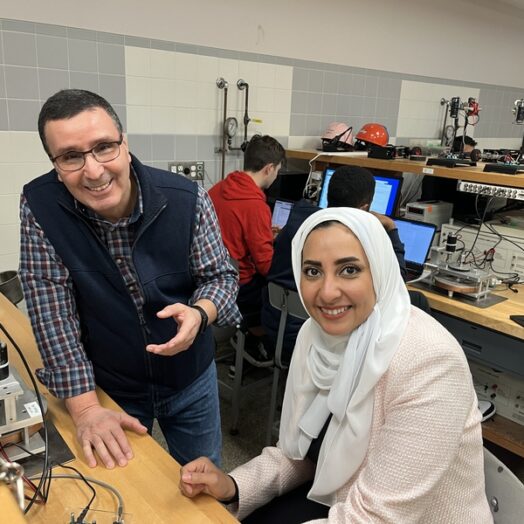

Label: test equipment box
[404,200,453,229]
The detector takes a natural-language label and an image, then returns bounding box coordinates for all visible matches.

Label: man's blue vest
[23,156,214,397]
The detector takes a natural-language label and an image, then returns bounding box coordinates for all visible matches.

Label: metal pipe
[237,79,250,150]
[440,98,449,146]
[216,78,229,180]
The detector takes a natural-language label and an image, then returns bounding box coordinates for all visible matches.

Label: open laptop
[394,218,437,280]
[271,199,294,230]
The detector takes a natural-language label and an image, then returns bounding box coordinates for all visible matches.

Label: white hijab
[279,207,411,506]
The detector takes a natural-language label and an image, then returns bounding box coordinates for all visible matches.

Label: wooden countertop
[417,286,524,340]
[0,293,238,524]
[482,415,524,458]
[286,148,524,188]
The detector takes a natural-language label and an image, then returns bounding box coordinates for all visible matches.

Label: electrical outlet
[168,161,205,181]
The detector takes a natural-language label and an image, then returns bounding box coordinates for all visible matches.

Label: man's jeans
[113,361,222,466]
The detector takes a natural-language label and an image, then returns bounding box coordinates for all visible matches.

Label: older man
[20,89,240,469]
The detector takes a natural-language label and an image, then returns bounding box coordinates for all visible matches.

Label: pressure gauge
[224,117,238,138]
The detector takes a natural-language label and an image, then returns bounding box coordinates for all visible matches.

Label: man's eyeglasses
[50,136,124,172]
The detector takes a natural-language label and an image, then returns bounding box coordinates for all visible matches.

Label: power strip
[168,161,205,181]
[457,180,524,201]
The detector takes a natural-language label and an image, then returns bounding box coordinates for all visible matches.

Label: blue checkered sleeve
[18,194,96,399]
[190,186,242,327]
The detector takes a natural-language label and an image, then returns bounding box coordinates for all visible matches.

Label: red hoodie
[209,171,273,285]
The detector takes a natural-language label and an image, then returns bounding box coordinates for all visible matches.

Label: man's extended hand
[146,303,201,356]
[146,299,217,356]
[180,457,236,501]
[66,393,148,469]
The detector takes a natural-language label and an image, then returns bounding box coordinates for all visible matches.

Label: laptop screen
[272,199,294,229]
[394,218,437,267]
[371,175,402,217]
[318,168,402,217]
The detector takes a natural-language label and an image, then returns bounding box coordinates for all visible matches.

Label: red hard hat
[355,123,389,147]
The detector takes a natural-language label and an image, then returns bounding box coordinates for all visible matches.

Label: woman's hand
[180,457,237,501]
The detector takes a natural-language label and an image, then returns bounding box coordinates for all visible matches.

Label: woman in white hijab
[180,208,492,524]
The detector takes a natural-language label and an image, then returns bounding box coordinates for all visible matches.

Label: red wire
[0,443,45,504]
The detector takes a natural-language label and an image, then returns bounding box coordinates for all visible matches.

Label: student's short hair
[451,135,477,153]
[243,135,286,172]
[38,89,123,156]
[327,166,375,208]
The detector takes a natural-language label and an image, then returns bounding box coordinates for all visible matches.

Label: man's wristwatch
[191,304,208,335]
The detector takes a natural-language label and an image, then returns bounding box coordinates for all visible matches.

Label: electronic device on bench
[271,199,294,229]
[404,200,453,229]
[412,230,503,307]
[393,218,437,280]
[0,341,45,462]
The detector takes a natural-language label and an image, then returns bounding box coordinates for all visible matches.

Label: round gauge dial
[224,117,238,138]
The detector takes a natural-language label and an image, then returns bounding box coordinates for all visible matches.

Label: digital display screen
[271,199,294,228]
[394,218,436,265]
[318,168,402,217]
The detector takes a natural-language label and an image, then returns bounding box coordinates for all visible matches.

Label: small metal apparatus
[513,99,524,125]
[0,366,45,462]
[0,456,24,510]
[419,245,499,304]
[431,264,493,300]
[439,96,481,150]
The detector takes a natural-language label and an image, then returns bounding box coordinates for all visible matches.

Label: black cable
[461,194,494,262]
[484,222,524,254]
[488,263,521,289]
[0,321,50,513]
[57,464,97,522]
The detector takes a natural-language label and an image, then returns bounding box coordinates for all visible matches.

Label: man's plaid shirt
[19,179,240,398]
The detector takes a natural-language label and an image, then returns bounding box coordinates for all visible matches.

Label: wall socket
[169,161,205,181]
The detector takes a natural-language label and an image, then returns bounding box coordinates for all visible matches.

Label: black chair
[214,322,274,435]
[0,271,23,306]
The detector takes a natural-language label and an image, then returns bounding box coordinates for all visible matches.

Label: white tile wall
[150,49,176,79]
[397,80,480,139]
[127,105,152,134]
[0,195,20,224]
[126,76,152,106]
[125,46,151,77]
[288,136,320,149]
[176,52,199,81]
[0,131,55,271]
[125,47,293,138]
[196,55,219,83]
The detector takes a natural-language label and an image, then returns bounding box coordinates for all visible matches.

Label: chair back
[0,271,23,305]
[483,447,524,523]
[267,282,308,368]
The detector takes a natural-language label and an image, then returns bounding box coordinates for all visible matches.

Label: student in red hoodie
[209,135,285,331]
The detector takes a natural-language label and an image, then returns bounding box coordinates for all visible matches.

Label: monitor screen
[370,175,402,216]
[265,169,309,201]
[318,168,335,209]
[394,218,436,266]
[318,168,402,217]
[271,199,294,229]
